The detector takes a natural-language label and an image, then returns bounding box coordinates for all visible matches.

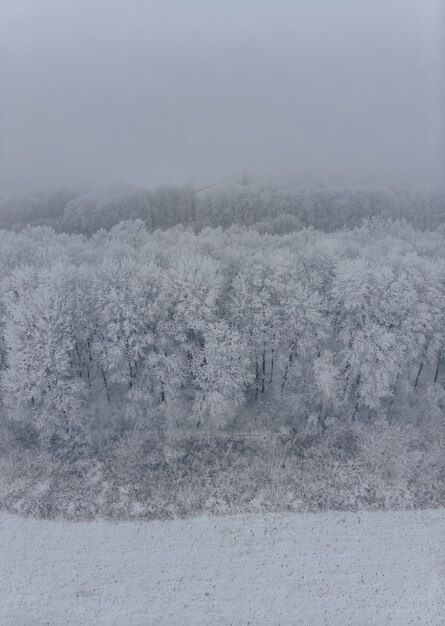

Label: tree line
[1,181,444,235]
[0,217,443,442]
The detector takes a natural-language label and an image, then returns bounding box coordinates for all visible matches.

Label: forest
[0,184,444,519]
[2,2,444,623]
[1,180,445,234]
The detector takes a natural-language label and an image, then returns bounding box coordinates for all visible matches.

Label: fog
[1,0,444,190]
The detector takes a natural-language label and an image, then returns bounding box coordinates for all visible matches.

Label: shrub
[0,421,443,521]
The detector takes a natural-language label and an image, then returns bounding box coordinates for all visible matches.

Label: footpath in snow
[1,509,444,625]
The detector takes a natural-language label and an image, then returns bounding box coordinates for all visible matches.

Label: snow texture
[1,509,444,625]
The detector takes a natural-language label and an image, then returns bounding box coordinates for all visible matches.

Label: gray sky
[1,0,444,189]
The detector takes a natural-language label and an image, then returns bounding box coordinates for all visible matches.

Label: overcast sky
[1,0,444,190]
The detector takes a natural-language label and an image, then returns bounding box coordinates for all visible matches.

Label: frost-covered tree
[2,264,88,438]
[311,350,340,428]
[191,321,252,429]
[0,217,443,439]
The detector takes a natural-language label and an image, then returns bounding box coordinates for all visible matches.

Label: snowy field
[1,510,444,626]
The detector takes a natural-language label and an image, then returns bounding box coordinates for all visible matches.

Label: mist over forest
[0,3,444,623]
[1,179,445,234]
[0,178,444,520]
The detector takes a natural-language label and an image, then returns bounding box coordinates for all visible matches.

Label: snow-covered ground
[1,510,444,625]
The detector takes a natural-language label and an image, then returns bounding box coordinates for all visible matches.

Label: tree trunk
[160,381,165,403]
[101,368,110,403]
[74,342,83,379]
[413,362,423,390]
[434,350,441,384]
[261,339,266,394]
[389,369,400,412]
[269,343,275,385]
[351,374,361,422]
[281,351,293,393]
